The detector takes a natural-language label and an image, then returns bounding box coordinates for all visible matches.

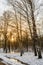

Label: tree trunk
[29,0,38,56]
[38,48,42,59]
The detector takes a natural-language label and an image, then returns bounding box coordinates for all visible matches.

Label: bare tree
[7,0,40,56]
[3,11,9,53]
[3,11,16,52]
[14,0,38,56]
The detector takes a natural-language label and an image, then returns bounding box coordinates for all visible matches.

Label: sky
[0,0,43,18]
[34,0,43,35]
[35,0,43,20]
[0,0,43,35]
[0,0,43,20]
[0,0,12,16]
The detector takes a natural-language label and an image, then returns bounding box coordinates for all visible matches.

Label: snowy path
[4,52,43,65]
[0,52,43,65]
[0,53,27,65]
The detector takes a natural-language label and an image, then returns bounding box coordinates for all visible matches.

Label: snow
[5,52,43,65]
[0,54,23,65]
[0,49,43,65]
[0,48,3,53]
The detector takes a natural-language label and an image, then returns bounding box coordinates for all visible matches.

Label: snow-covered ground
[0,53,24,65]
[0,51,43,65]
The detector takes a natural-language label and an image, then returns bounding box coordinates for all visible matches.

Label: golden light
[11,37,14,42]
[10,58,17,63]
[10,51,14,53]
[0,34,4,41]
[11,35,14,42]
[7,31,16,42]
